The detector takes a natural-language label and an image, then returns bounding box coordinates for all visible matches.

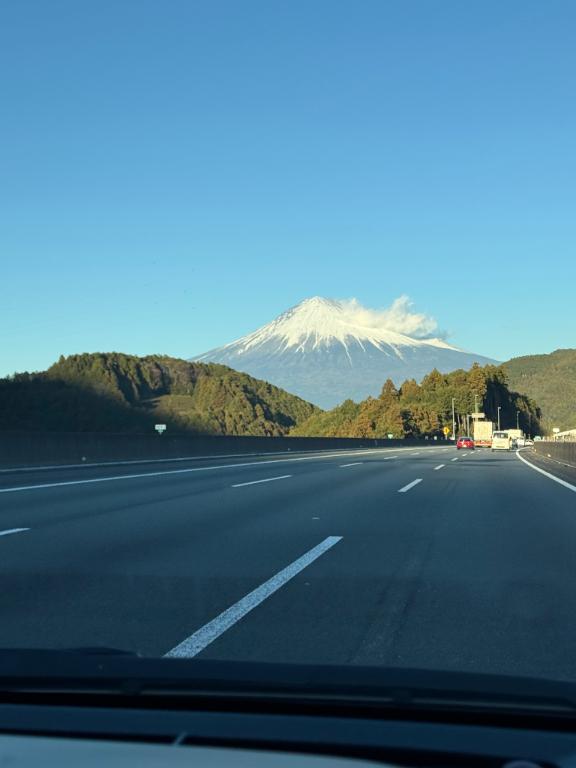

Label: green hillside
[291,363,541,438]
[0,353,318,435]
[502,349,576,432]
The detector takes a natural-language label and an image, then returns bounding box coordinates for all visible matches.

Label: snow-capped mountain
[192,297,497,408]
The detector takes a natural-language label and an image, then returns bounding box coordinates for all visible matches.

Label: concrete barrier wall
[0,431,445,469]
[534,441,576,467]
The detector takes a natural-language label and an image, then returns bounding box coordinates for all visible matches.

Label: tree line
[291,363,542,438]
[0,352,319,436]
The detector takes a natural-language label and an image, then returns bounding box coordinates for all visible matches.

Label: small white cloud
[339,296,444,339]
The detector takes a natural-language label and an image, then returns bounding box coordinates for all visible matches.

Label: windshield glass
[2,0,576,690]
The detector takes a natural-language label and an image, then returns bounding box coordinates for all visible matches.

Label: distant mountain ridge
[0,353,318,435]
[502,348,576,432]
[193,297,498,408]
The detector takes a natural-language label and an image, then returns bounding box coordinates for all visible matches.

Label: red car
[456,436,475,450]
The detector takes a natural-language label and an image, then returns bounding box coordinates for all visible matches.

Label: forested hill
[502,349,576,432]
[0,353,319,435]
[291,363,541,438]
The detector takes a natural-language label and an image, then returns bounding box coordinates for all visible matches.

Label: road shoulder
[517,448,576,490]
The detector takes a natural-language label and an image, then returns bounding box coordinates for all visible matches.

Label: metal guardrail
[534,441,576,465]
[0,431,447,469]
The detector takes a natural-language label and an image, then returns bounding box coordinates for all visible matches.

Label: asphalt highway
[1,445,576,680]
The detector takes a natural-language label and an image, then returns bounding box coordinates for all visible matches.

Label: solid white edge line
[0,448,420,494]
[0,447,401,474]
[339,462,363,468]
[232,475,292,488]
[516,450,576,493]
[164,536,343,658]
[434,464,445,471]
[0,528,30,537]
[0,444,433,475]
[0,452,290,474]
[398,479,422,493]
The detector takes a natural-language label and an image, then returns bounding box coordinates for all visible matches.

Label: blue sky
[1,0,575,377]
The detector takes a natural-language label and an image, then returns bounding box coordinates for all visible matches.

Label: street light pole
[497,406,501,430]
[452,398,456,438]
[516,410,520,430]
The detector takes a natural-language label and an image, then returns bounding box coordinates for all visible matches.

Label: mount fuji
[192,297,497,408]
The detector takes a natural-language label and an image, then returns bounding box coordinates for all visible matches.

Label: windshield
[2,0,576,693]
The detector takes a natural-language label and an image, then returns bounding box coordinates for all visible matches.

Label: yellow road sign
[443,426,450,436]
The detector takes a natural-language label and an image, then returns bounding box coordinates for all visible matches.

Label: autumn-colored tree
[379,378,399,405]
[292,363,542,438]
[399,378,420,403]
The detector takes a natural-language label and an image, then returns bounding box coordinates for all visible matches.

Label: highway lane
[0,446,450,536]
[2,446,576,680]
[0,445,451,649]
[0,445,431,490]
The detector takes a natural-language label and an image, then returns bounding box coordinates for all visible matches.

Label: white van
[491,431,512,451]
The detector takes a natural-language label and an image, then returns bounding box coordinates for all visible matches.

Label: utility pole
[474,394,479,415]
[452,398,456,438]
[516,410,520,430]
[497,406,501,430]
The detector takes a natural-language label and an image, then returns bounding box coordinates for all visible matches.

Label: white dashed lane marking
[164,536,343,658]
[232,475,292,488]
[398,479,423,493]
[0,528,30,538]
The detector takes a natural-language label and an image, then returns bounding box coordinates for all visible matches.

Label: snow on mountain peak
[225,296,459,356]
